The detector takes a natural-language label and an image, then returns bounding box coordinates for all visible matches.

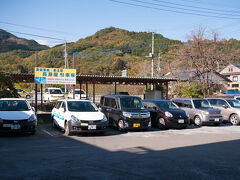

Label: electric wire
[109,0,240,20]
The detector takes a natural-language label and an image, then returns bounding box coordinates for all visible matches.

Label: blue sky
[1,0,240,47]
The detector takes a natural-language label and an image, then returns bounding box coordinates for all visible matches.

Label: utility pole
[64,42,68,69]
[157,51,161,77]
[151,31,154,78]
[64,42,68,95]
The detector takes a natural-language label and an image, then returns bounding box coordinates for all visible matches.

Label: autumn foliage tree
[178,27,237,97]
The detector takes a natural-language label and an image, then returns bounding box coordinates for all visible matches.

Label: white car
[0,98,37,134]
[43,88,65,102]
[68,89,87,99]
[51,99,108,135]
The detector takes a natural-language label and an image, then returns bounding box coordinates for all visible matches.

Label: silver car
[207,98,240,125]
[172,98,222,126]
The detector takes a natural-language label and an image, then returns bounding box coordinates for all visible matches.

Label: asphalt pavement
[0,124,240,180]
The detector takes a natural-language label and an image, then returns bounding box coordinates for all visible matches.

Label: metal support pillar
[86,81,88,99]
[40,84,43,107]
[34,51,38,113]
[165,81,168,100]
[73,53,76,99]
[79,81,82,99]
[114,82,117,94]
[93,79,96,104]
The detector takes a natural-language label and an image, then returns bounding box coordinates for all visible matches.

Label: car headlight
[28,114,36,122]
[70,115,81,123]
[203,111,209,115]
[165,111,173,118]
[123,112,132,118]
[101,115,107,122]
[146,112,150,118]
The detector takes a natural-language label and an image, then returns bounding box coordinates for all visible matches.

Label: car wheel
[26,95,31,99]
[194,116,202,126]
[30,130,35,135]
[158,118,166,130]
[230,114,239,125]
[64,121,72,136]
[118,119,125,131]
[52,118,58,129]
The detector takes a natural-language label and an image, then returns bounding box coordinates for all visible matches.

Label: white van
[68,89,87,99]
[43,88,65,102]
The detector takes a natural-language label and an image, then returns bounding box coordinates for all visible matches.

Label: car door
[181,100,194,120]
[216,99,230,120]
[143,102,158,125]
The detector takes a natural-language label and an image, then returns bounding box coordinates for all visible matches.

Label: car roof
[172,98,204,100]
[143,99,170,102]
[102,94,139,98]
[0,98,27,100]
[206,98,235,100]
[58,99,91,102]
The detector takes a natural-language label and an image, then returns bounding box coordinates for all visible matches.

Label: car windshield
[50,89,62,94]
[74,90,85,94]
[0,100,30,111]
[156,101,178,110]
[226,99,240,108]
[120,97,144,110]
[193,100,211,108]
[67,101,98,112]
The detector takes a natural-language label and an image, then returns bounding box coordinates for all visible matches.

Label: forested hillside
[0,27,181,76]
[0,27,239,78]
[0,29,49,52]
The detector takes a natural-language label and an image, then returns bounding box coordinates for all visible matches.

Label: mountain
[0,27,182,76]
[0,29,49,52]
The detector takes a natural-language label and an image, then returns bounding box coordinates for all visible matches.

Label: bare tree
[179,27,232,97]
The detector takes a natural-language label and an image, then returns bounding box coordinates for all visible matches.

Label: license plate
[133,123,140,128]
[215,118,219,122]
[81,123,88,126]
[88,125,96,130]
[3,124,11,127]
[11,124,21,130]
[178,119,184,123]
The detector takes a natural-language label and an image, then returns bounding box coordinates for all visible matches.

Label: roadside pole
[73,53,75,99]
[35,51,38,113]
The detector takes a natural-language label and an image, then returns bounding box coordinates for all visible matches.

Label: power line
[132,0,240,17]
[151,0,240,14]
[7,30,67,41]
[0,21,72,35]
[109,0,240,20]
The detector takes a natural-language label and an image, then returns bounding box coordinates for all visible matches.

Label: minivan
[100,95,151,131]
[207,98,240,125]
[143,100,189,129]
[43,88,65,102]
[172,98,222,126]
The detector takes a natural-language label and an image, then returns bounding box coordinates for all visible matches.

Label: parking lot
[1,124,240,180]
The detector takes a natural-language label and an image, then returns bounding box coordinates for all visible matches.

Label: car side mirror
[32,107,35,111]
[144,105,147,108]
[153,106,157,110]
[99,107,102,112]
[223,105,229,109]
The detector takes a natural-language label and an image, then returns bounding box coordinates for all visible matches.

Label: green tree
[0,71,19,98]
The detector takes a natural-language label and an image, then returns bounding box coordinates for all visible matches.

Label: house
[170,69,231,93]
[220,63,240,90]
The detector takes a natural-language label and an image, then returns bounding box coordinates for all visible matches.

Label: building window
[229,68,233,72]
[233,76,238,82]
[232,84,239,88]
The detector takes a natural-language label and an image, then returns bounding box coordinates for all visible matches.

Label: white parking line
[42,129,54,136]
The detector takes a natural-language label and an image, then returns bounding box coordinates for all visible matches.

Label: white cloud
[36,39,60,47]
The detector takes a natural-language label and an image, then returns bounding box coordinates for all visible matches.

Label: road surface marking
[42,129,54,136]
